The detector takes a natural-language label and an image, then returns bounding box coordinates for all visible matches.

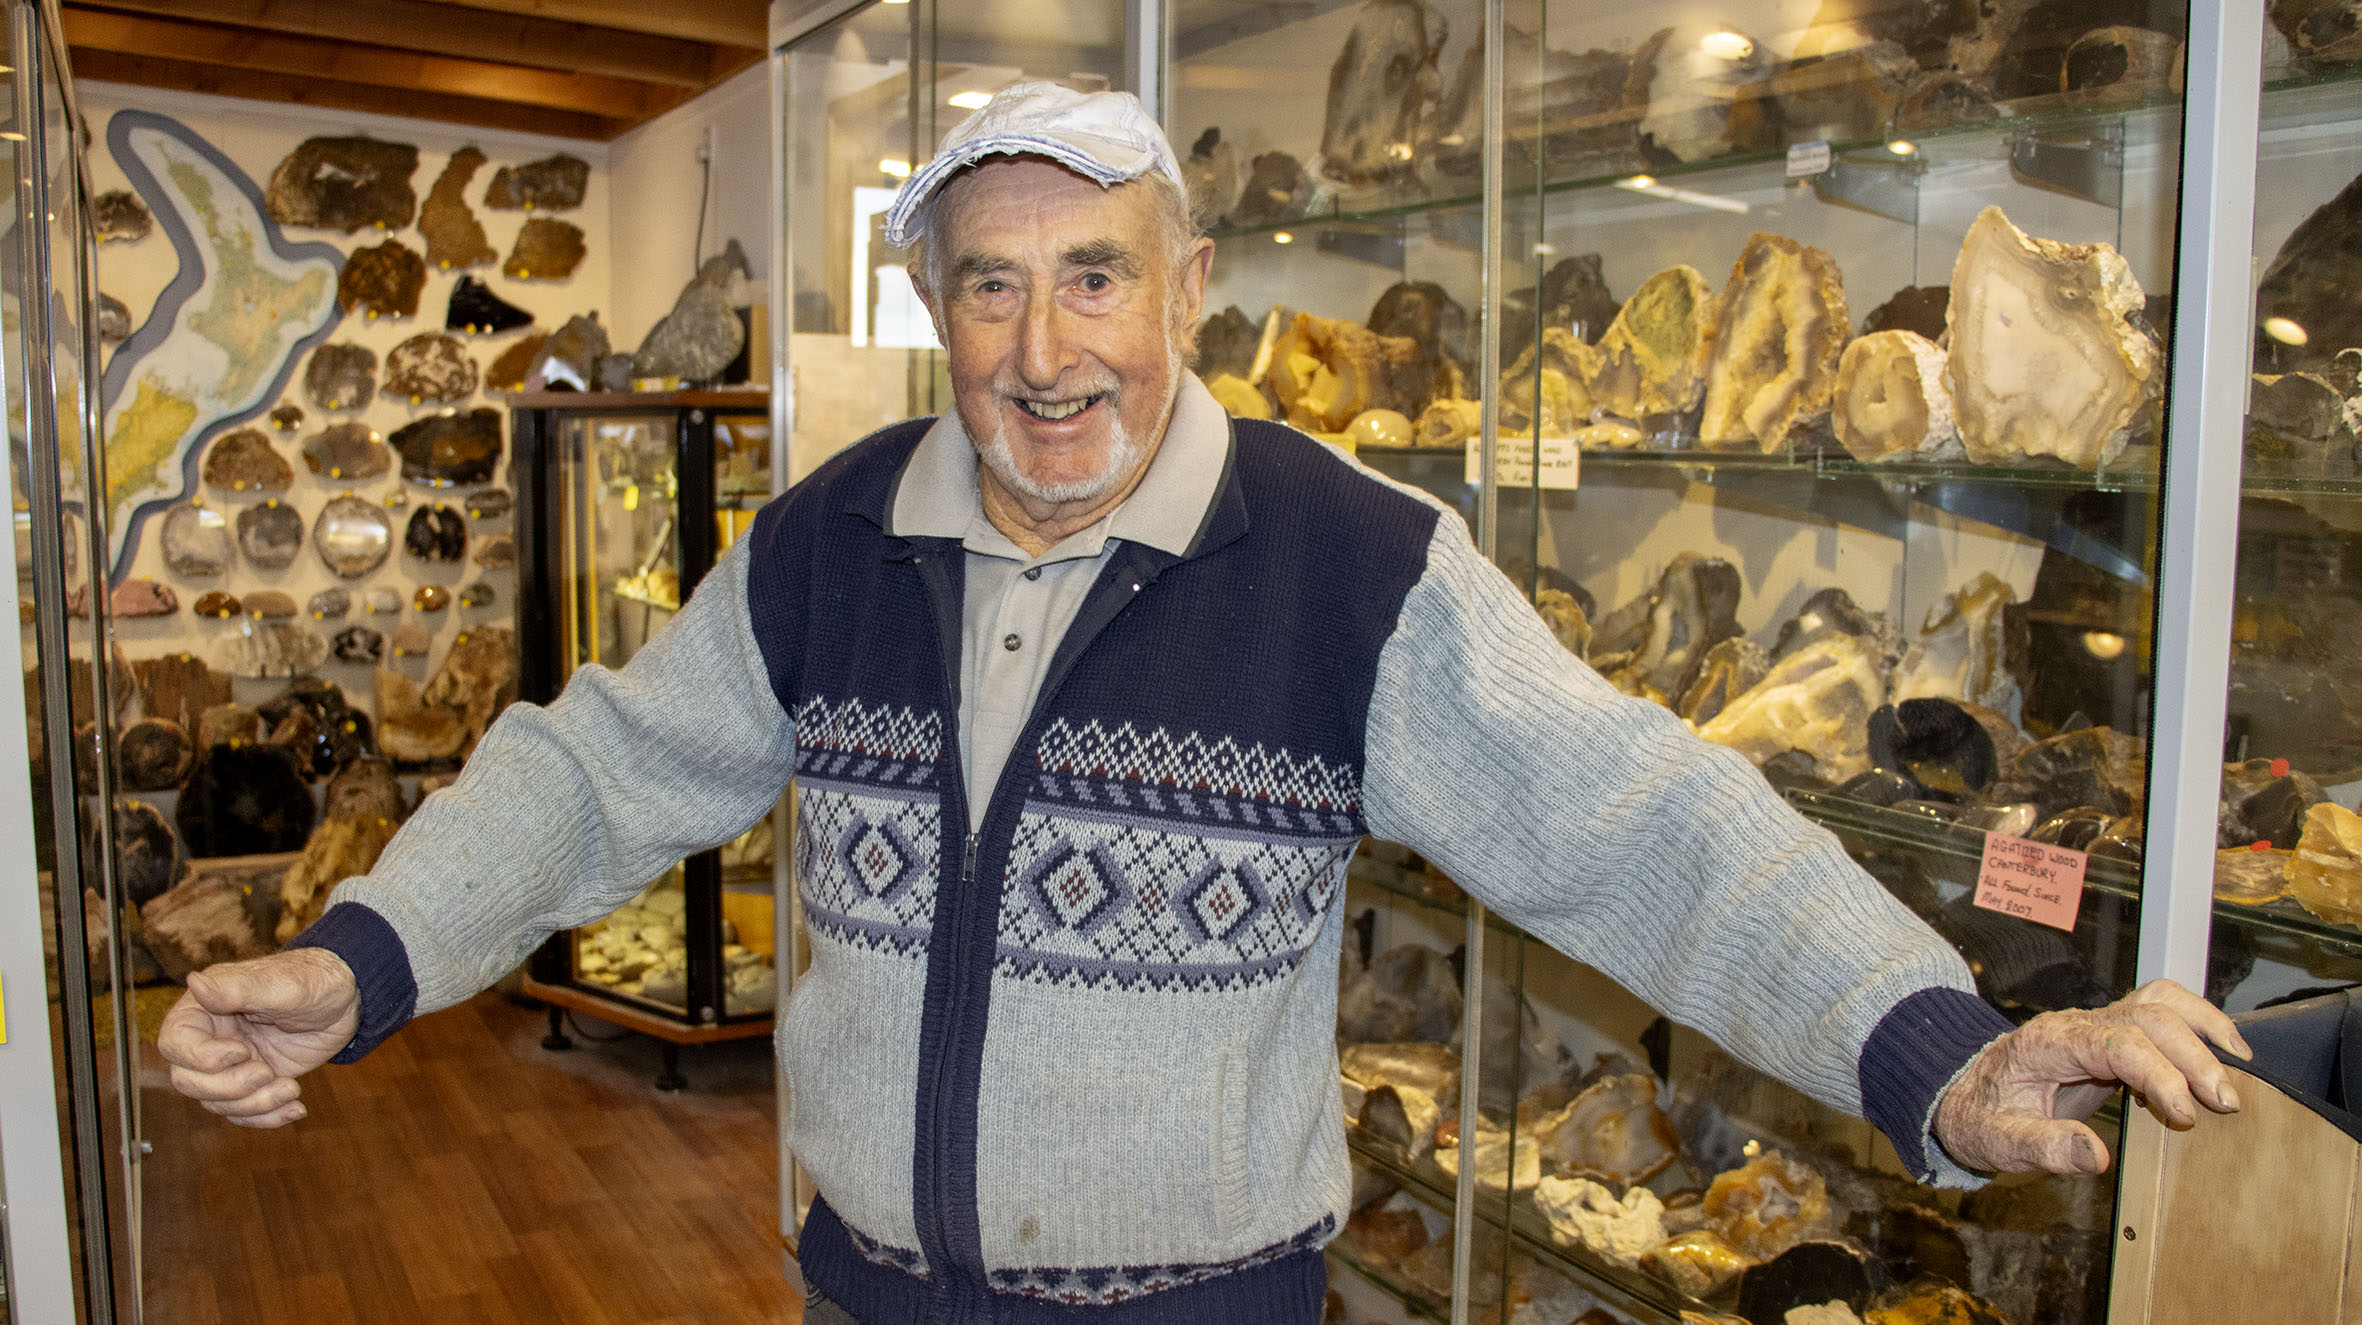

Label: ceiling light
[948,92,992,110]
[1887,139,1917,156]
[879,158,911,179]
[2263,316,2308,346]
[1700,30,1754,61]
[1272,231,1293,245]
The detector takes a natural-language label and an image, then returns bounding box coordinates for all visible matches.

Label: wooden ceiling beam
[61,0,726,86]
[411,0,768,51]
[63,9,683,119]
[66,48,623,140]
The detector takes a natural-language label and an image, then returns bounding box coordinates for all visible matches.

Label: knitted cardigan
[295,412,2012,1325]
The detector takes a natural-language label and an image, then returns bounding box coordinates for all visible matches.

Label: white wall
[607,62,774,348]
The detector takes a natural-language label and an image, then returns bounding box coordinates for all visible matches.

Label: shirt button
[1003,633,1021,652]
[1023,567,1042,581]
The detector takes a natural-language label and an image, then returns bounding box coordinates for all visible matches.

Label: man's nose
[1016,295,1077,390]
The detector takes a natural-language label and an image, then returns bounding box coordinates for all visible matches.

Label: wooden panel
[60,0,724,86]
[414,0,769,50]
[67,48,620,140]
[62,9,682,119]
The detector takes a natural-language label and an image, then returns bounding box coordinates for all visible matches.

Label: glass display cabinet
[509,390,782,1087]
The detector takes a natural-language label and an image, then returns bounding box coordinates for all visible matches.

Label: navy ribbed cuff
[1858,985,2014,1180]
[283,902,418,1064]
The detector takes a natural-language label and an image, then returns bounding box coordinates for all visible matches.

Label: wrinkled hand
[1934,978,2250,1175]
[157,948,360,1128]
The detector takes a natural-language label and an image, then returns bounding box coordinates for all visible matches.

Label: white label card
[1464,434,1581,491]
[1787,140,1832,178]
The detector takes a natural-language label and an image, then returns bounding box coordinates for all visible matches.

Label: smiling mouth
[1015,394,1104,422]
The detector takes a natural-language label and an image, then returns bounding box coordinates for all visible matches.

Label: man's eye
[1079,272,1111,293]
[976,279,1007,294]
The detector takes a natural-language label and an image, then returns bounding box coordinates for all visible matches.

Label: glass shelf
[1325,1242,1450,1324]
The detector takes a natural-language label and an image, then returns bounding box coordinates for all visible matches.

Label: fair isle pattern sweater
[295,410,2014,1325]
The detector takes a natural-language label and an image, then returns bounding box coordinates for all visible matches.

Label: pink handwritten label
[1974,833,2087,932]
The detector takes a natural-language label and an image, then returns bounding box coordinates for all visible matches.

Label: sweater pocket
[1210,1047,1257,1243]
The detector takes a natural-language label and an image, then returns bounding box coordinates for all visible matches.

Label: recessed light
[1887,139,1917,156]
[879,159,911,179]
[948,92,992,110]
[2264,316,2308,346]
[1272,231,1293,245]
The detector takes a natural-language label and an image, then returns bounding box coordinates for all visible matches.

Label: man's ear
[1175,237,1215,330]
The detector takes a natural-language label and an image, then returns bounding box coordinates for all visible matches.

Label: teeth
[1021,396,1093,421]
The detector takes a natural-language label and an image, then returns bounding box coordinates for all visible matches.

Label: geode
[302,420,391,481]
[333,625,385,664]
[503,217,586,281]
[337,239,426,319]
[1318,0,1444,189]
[265,137,419,233]
[204,428,293,491]
[383,333,479,404]
[419,146,497,270]
[1589,265,1712,421]
[117,717,194,791]
[404,504,467,562]
[304,343,379,413]
[447,276,532,336]
[235,500,306,571]
[177,742,317,856]
[94,189,153,242]
[484,154,590,210]
[218,623,329,679]
[391,408,501,486]
[160,503,232,577]
[1698,233,1851,453]
[1833,329,1963,463]
[1591,554,1743,703]
[2288,800,2362,926]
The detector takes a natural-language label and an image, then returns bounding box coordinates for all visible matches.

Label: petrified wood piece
[414,586,451,613]
[1698,233,1851,453]
[2061,25,2183,99]
[383,332,478,403]
[391,408,501,486]
[1179,127,1241,224]
[308,588,350,620]
[464,488,512,521]
[1863,1277,2012,1325]
[325,757,405,823]
[302,421,390,482]
[529,313,609,390]
[205,428,294,490]
[196,702,260,750]
[1735,1242,1874,1325]
[160,503,231,577]
[2219,758,2327,849]
[1589,265,1712,421]
[304,343,378,412]
[1834,329,1963,462]
[374,667,466,763]
[424,624,515,754]
[143,869,285,981]
[2217,847,2293,906]
[220,623,328,679]
[1947,207,2159,468]
[633,246,749,382]
[1676,638,1770,725]
[276,815,402,942]
[1798,0,1980,70]
[1891,572,2019,714]
[1318,0,1444,189]
[243,591,297,620]
[503,217,586,280]
[177,743,316,856]
[269,403,303,431]
[1998,725,2147,818]
[1774,42,1917,145]
[2276,0,2362,64]
[102,579,177,618]
[1367,281,1470,407]
[105,799,182,907]
[420,146,498,270]
[235,500,305,571]
[447,276,531,335]
[484,154,590,210]
[337,239,425,318]
[1634,21,1778,164]
[265,137,419,232]
[459,582,496,608]
[473,532,515,570]
[1695,633,1885,783]
[2246,371,2358,477]
[1704,1149,1833,1260]
[390,622,432,658]
[1594,554,1742,703]
[117,717,194,791]
[94,189,153,241]
[138,652,231,732]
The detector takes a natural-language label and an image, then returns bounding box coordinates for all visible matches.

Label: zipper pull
[962,833,979,886]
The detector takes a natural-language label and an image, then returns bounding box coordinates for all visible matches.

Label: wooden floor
[138,992,803,1325]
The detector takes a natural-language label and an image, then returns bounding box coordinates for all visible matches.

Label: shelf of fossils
[1335,905,2103,1325]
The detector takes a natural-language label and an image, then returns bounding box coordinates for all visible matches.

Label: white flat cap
[883,82,1184,248]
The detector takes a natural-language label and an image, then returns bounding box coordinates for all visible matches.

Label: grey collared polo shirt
[888,373,1231,831]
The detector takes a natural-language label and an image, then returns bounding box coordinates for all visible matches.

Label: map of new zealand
[100,111,343,580]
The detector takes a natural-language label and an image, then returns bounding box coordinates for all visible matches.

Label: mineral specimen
[596,353,637,391]
[1834,330,1963,462]
[1677,638,1770,725]
[1589,266,1712,421]
[276,814,402,942]
[1592,554,1743,703]
[1340,1041,1460,1102]
[420,146,498,270]
[1533,1071,1680,1186]
[1698,233,1851,453]
[464,488,512,520]
[116,717,194,791]
[1947,207,2159,468]
[2216,847,2292,906]
[504,217,586,281]
[333,625,385,664]
[374,666,466,763]
[391,408,501,486]
[1861,284,1950,340]
[366,587,403,614]
[337,239,426,319]
[219,622,329,679]
[427,625,515,754]
[1499,328,1601,437]
[137,652,230,732]
[235,500,305,571]
[1997,725,2147,818]
[301,424,389,486]
[1705,1150,1832,1260]
[1434,1122,1541,1193]
[269,403,304,432]
[1536,587,1593,659]
[404,505,467,562]
[484,154,590,210]
[1414,398,1482,447]
[266,137,419,232]
[1504,254,1621,358]
[473,532,516,570]
[1634,21,1778,163]
[1271,312,1427,432]
[634,243,750,382]
[530,313,611,389]
[1367,281,1470,407]
[1534,1176,1665,1263]
[1774,43,1917,145]
[243,591,297,620]
[1867,698,1999,800]
[2256,167,2362,376]
[1695,633,1886,782]
[446,276,532,336]
[1797,0,1979,71]
[1862,1277,2012,1325]
[2276,0,2362,64]
[2287,800,2362,926]
[98,293,131,343]
[177,742,316,856]
[383,332,478,404]
[204,428,294,491]
[308,587,351,619]
[1641,1230,1753,1300]
[105,799,182,907]
[325,757,405,823]
[389,622,432,657]
[1354,1082,1441,1159]
[1196,307,1261,383]
[1891,572,2020,714]
[485,334,547,392]
[1338,941,1461,1043]
[304,343,379,412]
[160,503,232,577]
[412,586,450,613]
[1735,1242,1875,1325]
[1233,151,1307,225]
[1343,1196,1430,1266]
[1318,0,1443,188]
[2247,371,2359,477]
[1433,27,1648,183]
[2061,26,2183,100]
[142,869,282,981]
[457,582,495,609]
[1179,127,1242,224]
[94,189,153,242]
[195,702,260,750]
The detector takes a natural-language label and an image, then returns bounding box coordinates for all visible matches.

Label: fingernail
[290,1104,307,1122]
[2220,1083,2240,1111]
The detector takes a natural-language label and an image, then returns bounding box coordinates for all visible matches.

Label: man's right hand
[158,948,361,1128]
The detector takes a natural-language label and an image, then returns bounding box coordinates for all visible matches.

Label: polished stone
[338,239,426,319]
[405,504,467,562]
[304,342,379,412]
[483,154,589,210]
[243,590,298,620]
[324,756,405,822]
[117,717,194,791]
[333,625,385,664]
[472,532,515,570]
[391,408,501,486]
[177,743,316,856]
[160,503,232,577]
[459,581,496,608]
[365,587,402,614]
[464,487,511,520]
[314,495,393,578]
[235,500,306,571]
[390,621,433,656]
[204,428,294,491]
[110,578,180,617]
[94,189,153,242]
[307,587,352,619]
[502,217,585,280]
[383,332,478,404]
[447,276,531,335]
[413,584,451,612]
[302,420,391,480]
[192,591,241,619]
[268,403,304,432]
[265,136,419,233]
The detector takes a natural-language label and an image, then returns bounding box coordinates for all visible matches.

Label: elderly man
[164,85,2245,1323]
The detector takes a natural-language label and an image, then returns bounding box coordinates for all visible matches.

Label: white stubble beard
[975,338,1187,507]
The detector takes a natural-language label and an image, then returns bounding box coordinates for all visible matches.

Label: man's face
[914,158,1212,508]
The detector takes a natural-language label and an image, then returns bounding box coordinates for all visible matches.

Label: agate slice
[1999,726,2148,818]
[265,137,419,232]
[1589,266,1712,421]
[405,505,467,562]
[193,591,241,619]
[503,217,586,281]
[1947,207,2159,469]
[1833,330,1963,463]
[1532,1072,1679,1186]
[1317,0,1443,188]
[337,239,425,319]
[1890,572,2019,715]
[1271,313,1427,432]
[303,420,391,480]
[1704,1149,1832,1260]
[204,428,293,491]
[1695,633,1884,783]
[304,343,378,413]
[1697,233,1851,453]
[392,409,501,486]
[2216,847,2293,906]
[235,500,305,571]
[484,154,590,210]
[2287,800,2362,927]
[160,504,232,577]
[447,276,531,335]
[116,717,194,791]
[419,147,497,270]
[365,587,403,614]
[1434,1122,1540,1193]
[314,496,393,578]
[384,332,479,404]
[307,587,351,619]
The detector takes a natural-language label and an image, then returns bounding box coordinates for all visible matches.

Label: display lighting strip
[1613,174,1750,214]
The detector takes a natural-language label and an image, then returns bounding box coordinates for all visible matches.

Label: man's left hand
[1933,978,2251,1176]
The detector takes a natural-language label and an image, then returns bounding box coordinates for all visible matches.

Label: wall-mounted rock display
[204,428,294,491]
[265,136,420,232]
[193,591,241,619]
[465,488,511,520]
[235,500,305,570]
[483,153,589,210]
[307,587,351,619]
[383,332,478,404]
[243,591,298,620]
[160,503,232,577]
[633,242,748,382]
[137,652,231,732]
[459,582,496,608]
[391,408,501,486]
[447,276,531,335]
[219,622,329,678]
[530,313,608,389]
[338,239,427,319]
[302,420,391,481]
[405,505,467,562]
[98,293,132,344]
[485,334,546,392]
[177,743,316,856]
[333,625,385,664]
[94,189,154,242]
[305,342,379,412]
[314,495,394,578]
[473,532,515,570]
[503,217,585,281]
[117,717,195,791]
[268,403,304,432]
[420,146,498,270]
